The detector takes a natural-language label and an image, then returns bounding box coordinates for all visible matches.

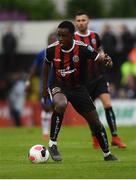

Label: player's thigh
[68,86,96,113]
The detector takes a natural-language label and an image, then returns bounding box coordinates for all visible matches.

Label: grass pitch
[0,126,136,179]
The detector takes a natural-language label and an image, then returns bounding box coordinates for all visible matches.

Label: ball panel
[34,145,43,151]
[28,155,36,161]
[28,144,49,163]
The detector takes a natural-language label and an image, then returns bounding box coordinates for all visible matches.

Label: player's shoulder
[75,40,95,53]
[90,30,100,37]
[38,49,46,56]
[47,41,59,49]
[75,40,87,47]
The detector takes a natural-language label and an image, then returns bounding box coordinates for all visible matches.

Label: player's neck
[61,40,73,50]
[61,40,75,52]
[78,29,88,35]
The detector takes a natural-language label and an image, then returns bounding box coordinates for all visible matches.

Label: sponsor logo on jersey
[53,58,61,62]
[58,67,77,77]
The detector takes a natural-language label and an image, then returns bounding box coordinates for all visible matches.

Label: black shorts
[86,76,110,101]
[50,85,96,113]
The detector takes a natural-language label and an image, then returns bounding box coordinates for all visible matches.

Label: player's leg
[89,78,126,149]
[10,108,21,126]
[48,87,68,161]
[41,110,52,140]
[99,92,126,148]
[86,80,101,149]
[41,97,53,140]
[70,86,118,161]
[81,110,118,160]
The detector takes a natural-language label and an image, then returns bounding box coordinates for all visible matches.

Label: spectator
[118,24,135,63]
[2,26,18,73]
[8,72,26,126]
[121,50,136,85]
[123,73,136,99]
[101,24,117,59]
[101,24,120,87]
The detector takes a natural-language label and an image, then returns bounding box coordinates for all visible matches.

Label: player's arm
[25,63,37,85]
[25,50,45,90]
[25,52,41,90]
[97,52,113,67]
[95,32,113,67]
[85,45,113,68]
[25,64,37,91]
[41,48,51,98]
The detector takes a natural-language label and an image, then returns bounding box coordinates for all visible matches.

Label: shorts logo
[52,87,61,95]
[73,55,79,62]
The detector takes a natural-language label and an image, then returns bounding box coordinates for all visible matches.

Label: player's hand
[41,95,52,109]
[41,86,49,106]
[25,80,31,92]
[41,96,47,107]
[104,53,113,68]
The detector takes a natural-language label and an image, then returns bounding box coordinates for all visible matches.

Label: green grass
[0,126,136,178]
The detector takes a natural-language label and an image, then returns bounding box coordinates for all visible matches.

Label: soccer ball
[28,144,49,163]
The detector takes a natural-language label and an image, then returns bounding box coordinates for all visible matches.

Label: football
[28,144,49,163]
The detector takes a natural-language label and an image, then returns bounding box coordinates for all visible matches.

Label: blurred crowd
[0,23,136,104]
[100,24,136,99]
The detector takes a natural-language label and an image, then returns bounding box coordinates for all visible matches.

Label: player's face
[75,14,89,33]
[57,28,73,49]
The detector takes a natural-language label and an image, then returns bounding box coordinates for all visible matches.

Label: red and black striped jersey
[74,30,103,80]
[74,30,101,50]
[45,40,99,87]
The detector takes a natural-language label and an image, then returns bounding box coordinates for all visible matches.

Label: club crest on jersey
[91,38,96,45]
[73,55,79,62]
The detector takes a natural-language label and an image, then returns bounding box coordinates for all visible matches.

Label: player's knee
[55,100,67,114]
[102,99,111,108]
[104,103,111,108]
[53,92,68,114]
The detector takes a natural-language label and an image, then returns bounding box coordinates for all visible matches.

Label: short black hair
[58,21,75,34]
[75,11,90,18]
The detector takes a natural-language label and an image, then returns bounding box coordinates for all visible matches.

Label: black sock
[50,111,64,141]
[81,110,109,153]
[105,107,117,136]
[94,126,109,153]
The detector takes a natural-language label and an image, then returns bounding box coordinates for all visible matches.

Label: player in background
[74,11,126,149]
[42,20,118,161]
[25,33,57,139]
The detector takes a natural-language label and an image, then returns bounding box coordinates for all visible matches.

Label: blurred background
[0,0,136,127]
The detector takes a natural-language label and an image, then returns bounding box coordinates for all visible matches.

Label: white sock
[41,111,52,135]
[49,140,57,147]
[103,151,111,157]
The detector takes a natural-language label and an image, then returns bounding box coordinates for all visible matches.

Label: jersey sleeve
[83,45,99,61]
[44,48,52,64]
[33,50,45,66]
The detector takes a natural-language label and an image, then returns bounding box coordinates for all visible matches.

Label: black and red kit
[74,30,109,100]
[45,40,98,88]
[45,40,99,112]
